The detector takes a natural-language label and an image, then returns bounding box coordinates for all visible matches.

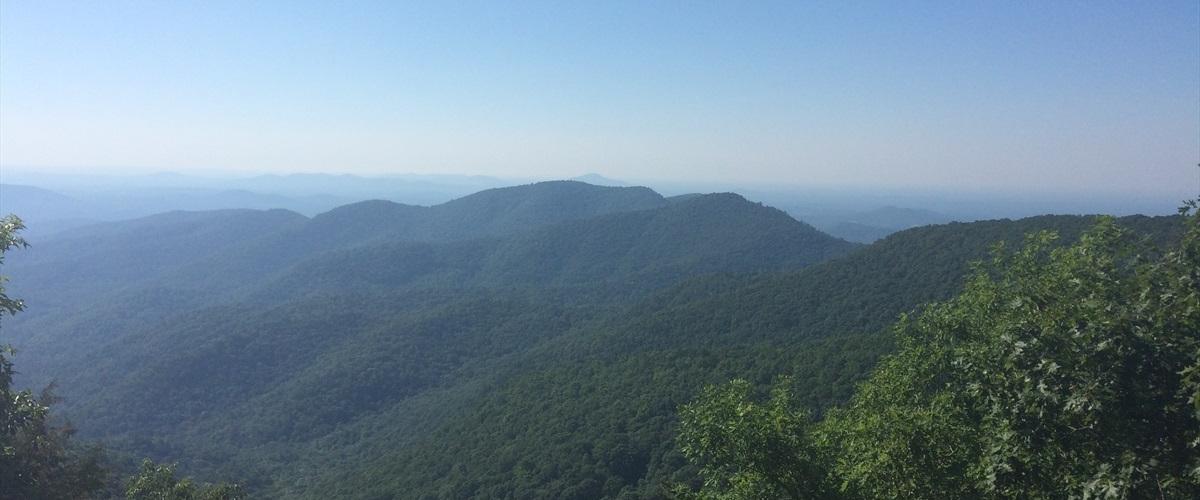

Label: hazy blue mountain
[1,170,518,212]
[0,184,101,237]
[845,205,951,229]
[425,181,666,239]
[5,209,306,308]
[216,180,667,252]
[571,173,629,186]
[221,172,515,206]
[786,205,954,243]
[0,183,84,217]
[0,181,348,240]
[251,192,854,303]
[822,221,896,243]
[6,181,668,303]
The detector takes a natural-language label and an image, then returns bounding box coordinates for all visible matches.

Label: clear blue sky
[1,1,1197,195]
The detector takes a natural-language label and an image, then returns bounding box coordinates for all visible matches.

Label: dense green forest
[304,214,1183,499]
[2,215,246,498]
[675,206,1200,498]
[1,182,1191,498]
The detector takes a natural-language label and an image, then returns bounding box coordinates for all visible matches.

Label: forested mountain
[7,181,666,298]
[6,183,851,391]
[296,214,1182,499]
[304,180,668,245]
[259,193,850,299]
[1,181,1184,498]
[674,211,1200,498]
[1,182,854,491]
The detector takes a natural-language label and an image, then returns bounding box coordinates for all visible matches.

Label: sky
[1,1,1198,196]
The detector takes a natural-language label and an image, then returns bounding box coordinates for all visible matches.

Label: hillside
[261,193,850,301]
[1,183,855,491]
[21,191,854,437]
[288,214,1183,499]
[301,181,667,245]
[2,180,1181,498]
[2,182,675,395]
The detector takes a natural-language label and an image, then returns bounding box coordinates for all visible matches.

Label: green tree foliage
[125,459,245,500]
[676,379,829,499]
[0,215,107,499]
[677,209,1200,499]
[0,215,28,317]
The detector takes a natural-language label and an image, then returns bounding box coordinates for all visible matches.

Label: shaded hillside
[481,193,848,284]
[609,214,1185,350]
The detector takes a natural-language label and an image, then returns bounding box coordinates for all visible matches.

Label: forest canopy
[676,205,1200,499]
[1,215,243,499]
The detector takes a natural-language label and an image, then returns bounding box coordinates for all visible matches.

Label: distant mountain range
[809,205,953,243]
[0,172,519,239]
[0,178,1183,498]
[0,182,350,239]
[4,169,1179,244]
[571,173,629,186]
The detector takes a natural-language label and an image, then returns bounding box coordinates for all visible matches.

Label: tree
[676,207,1200,498]
[675,379,830,499]
[125,459,245,500]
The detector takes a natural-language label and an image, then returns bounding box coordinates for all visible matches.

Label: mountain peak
[570,173,628,187]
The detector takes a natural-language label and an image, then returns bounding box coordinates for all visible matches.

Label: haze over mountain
[800,206,953,243]
[0,171,523,239]
[3,169,1188,246]
[571,173,629,187]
